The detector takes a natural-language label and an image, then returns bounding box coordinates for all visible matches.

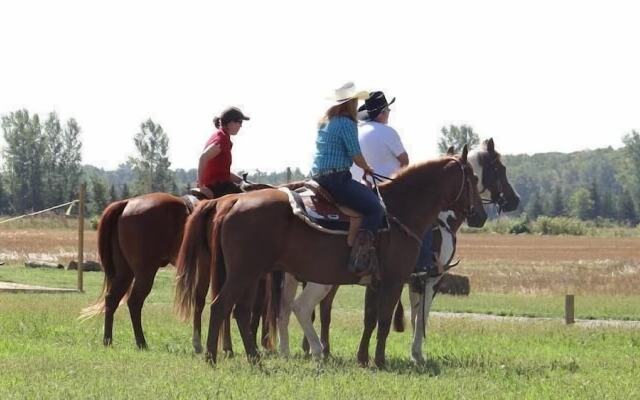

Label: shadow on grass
[156,339,580,378]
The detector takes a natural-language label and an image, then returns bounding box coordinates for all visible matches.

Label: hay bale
[436,273,470,296]
[66,260,102,272]
[24,260,64,269]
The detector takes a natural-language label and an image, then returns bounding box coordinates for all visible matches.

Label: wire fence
[0,200,78,225]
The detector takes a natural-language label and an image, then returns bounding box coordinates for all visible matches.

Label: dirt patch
[0,228,98,263]
[457,235,640,263]
[0,281,78,293]
[431,311,640,329]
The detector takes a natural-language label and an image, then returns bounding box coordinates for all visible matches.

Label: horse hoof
[205,352,217,365]
[357,354,369,367]
[193,345,203,354]
[224,350,234,358]
[103,338,113,347]
[137,342,148,350]
[412,355,425,365]
[247,354,261,365]
[374,358,386,369]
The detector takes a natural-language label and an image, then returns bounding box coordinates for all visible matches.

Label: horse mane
[379,157,453,192]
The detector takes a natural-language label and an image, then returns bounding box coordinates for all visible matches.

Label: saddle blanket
[280,187,351,234]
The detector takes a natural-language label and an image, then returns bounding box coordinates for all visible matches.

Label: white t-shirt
[350,121,407,180]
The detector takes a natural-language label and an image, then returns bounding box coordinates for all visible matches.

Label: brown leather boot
[348,230,378,276]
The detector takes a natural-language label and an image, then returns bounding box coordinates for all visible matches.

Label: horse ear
[486,138,495,154]
[446,146,455,156]
[461,144,468,163]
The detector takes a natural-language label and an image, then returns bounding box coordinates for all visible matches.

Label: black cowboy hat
[357,91,395,120]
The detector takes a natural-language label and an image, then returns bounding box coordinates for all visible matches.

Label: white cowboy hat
[326,82,370,105]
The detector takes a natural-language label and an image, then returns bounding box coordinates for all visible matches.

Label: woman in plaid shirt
[311,82,384,276]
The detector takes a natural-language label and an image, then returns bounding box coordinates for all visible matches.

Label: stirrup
[348,231,377,276]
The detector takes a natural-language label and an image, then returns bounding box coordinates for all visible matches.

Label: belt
[312,167,351,178]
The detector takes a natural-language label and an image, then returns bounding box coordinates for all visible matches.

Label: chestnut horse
[81,193,190,349]
[175,146,487,366]
[277,138,520,358]
[80,187,277,351]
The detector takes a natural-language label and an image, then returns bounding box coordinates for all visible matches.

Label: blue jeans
[416,227,434,272]
[315,171,384,232]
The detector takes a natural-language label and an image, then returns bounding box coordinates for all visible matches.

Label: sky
[0,0,638,173]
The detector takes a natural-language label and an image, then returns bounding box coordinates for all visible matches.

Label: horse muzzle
[467,206,488,228]
[499,193,520,213]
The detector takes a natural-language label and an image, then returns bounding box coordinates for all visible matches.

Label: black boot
[348,230,378,276]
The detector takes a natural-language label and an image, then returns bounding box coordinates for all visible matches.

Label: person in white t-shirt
[351,91,435,277]
[350,91,408,180]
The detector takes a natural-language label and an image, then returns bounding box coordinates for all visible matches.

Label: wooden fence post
[77,183,86,293]
[565,294,575,324]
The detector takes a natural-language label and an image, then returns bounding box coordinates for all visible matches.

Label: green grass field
[2,265,640,399]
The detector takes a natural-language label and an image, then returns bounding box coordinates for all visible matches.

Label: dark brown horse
[175,146,488,366]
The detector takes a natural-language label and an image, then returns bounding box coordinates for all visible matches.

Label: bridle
[448,157,481,222]
[478,154,509,213]
[369,157,479,247]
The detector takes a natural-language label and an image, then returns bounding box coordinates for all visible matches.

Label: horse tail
[80,200,128,320]
[393,299,406,332]
[208,198,240,305]
[264,270,283,350]
[174,200,219,321]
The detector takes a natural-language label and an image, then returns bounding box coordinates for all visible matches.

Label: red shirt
[199,129,233,186]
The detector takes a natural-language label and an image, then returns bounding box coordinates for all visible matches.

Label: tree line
[0,109,307,216]
[1,108,639,224]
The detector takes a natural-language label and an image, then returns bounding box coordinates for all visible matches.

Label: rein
[368,157,467,248]
[369,173,422,248]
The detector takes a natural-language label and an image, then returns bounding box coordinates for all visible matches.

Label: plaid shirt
[311,116,362,175]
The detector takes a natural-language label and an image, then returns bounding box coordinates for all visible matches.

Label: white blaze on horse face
[467,151,486,196]
[437,211,456,266]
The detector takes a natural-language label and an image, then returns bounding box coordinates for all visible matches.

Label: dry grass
[1,227,639,296]
[456,234,640,296]
[0,228,98,263]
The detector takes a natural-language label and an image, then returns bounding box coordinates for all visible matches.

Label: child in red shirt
[198,107,250,197]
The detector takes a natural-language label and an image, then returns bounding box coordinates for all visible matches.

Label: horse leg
[356,285,378,366]
[319,285,339,357]
[192,257,210,354]
[233,281,261,363]
[205,280,250,364]
[260,312,270,351]
[409,289,423,363]
[278,273,298,356]
[292,282,333,359]
[221,316,234,357]
[374,283,405,368]
[127,268,159,349]
[410,276,442,364]
[251,277,265,350]
[103,271,133,346]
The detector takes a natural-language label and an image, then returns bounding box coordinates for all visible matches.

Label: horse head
[467,138,520,213]
[450,144,488,228]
